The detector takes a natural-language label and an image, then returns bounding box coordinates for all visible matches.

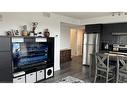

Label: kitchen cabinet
[102,24,113,33]
[101,23,127,44]
[0,37,10,51]
[0,37,12,83]
[122,23,127,33]
[101,24,112,42]
[109,23,127,33]
[102,23,127,34]
[112,23,119,33]
[115,23,127,33]
[101,33,112,44]
[0,52,12,82]
[85,24,102,33]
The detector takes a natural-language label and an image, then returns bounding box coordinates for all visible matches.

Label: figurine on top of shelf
[6,31,13,36]
[43,29,50,37]
[13,30,21,36]
[29,22,38,37]
[22,25,28,36]
[32,22,38,34]
[37,32,43,37]
[6,29,21,36]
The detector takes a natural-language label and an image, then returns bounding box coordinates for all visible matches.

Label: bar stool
[94,53,116,83]
[117,56,127,83]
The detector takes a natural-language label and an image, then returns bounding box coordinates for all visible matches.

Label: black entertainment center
[0,36,54,83]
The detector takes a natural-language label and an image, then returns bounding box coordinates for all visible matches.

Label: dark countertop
[99,50,127,57]
[89,51,109,56]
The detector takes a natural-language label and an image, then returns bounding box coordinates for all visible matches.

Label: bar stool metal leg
[116,57,119,83]
[94,67,97,83]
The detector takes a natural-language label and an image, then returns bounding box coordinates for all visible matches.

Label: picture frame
[13,30,20,36]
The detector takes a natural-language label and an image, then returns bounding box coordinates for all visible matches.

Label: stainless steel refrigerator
[82,33,99,65]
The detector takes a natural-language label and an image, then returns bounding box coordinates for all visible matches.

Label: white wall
[80,15,127,25]
[0,12,80,71]
[60,22,82,50]
[60,23,70,49]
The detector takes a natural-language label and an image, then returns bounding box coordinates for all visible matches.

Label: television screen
[12,42,48,68]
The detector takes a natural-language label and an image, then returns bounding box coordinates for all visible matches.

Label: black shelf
[0,36,54,83]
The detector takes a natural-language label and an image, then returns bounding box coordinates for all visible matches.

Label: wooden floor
[40,56,91,83]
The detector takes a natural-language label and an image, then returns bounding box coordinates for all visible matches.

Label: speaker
[46,67,54,79]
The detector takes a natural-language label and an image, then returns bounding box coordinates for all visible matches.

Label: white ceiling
[55,12,112,20]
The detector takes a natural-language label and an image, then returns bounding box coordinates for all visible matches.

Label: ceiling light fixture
[112,12,127,16]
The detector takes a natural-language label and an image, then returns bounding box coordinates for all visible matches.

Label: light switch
[0,14,3,21]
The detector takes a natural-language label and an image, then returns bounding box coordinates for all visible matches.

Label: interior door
[77,29,84,56]
[70,29,77,57]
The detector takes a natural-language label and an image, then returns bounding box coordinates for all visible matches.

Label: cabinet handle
[17,78,22,80]
[30,74,33,76]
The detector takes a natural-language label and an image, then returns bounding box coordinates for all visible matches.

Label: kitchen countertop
[98,50,127,56]
[109,51,127,55]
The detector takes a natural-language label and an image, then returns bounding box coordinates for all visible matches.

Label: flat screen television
[12,42,48,69]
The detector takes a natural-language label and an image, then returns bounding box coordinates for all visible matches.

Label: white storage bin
[13,75,25,83]
[37,70,45,81]
[26,72,36,83]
